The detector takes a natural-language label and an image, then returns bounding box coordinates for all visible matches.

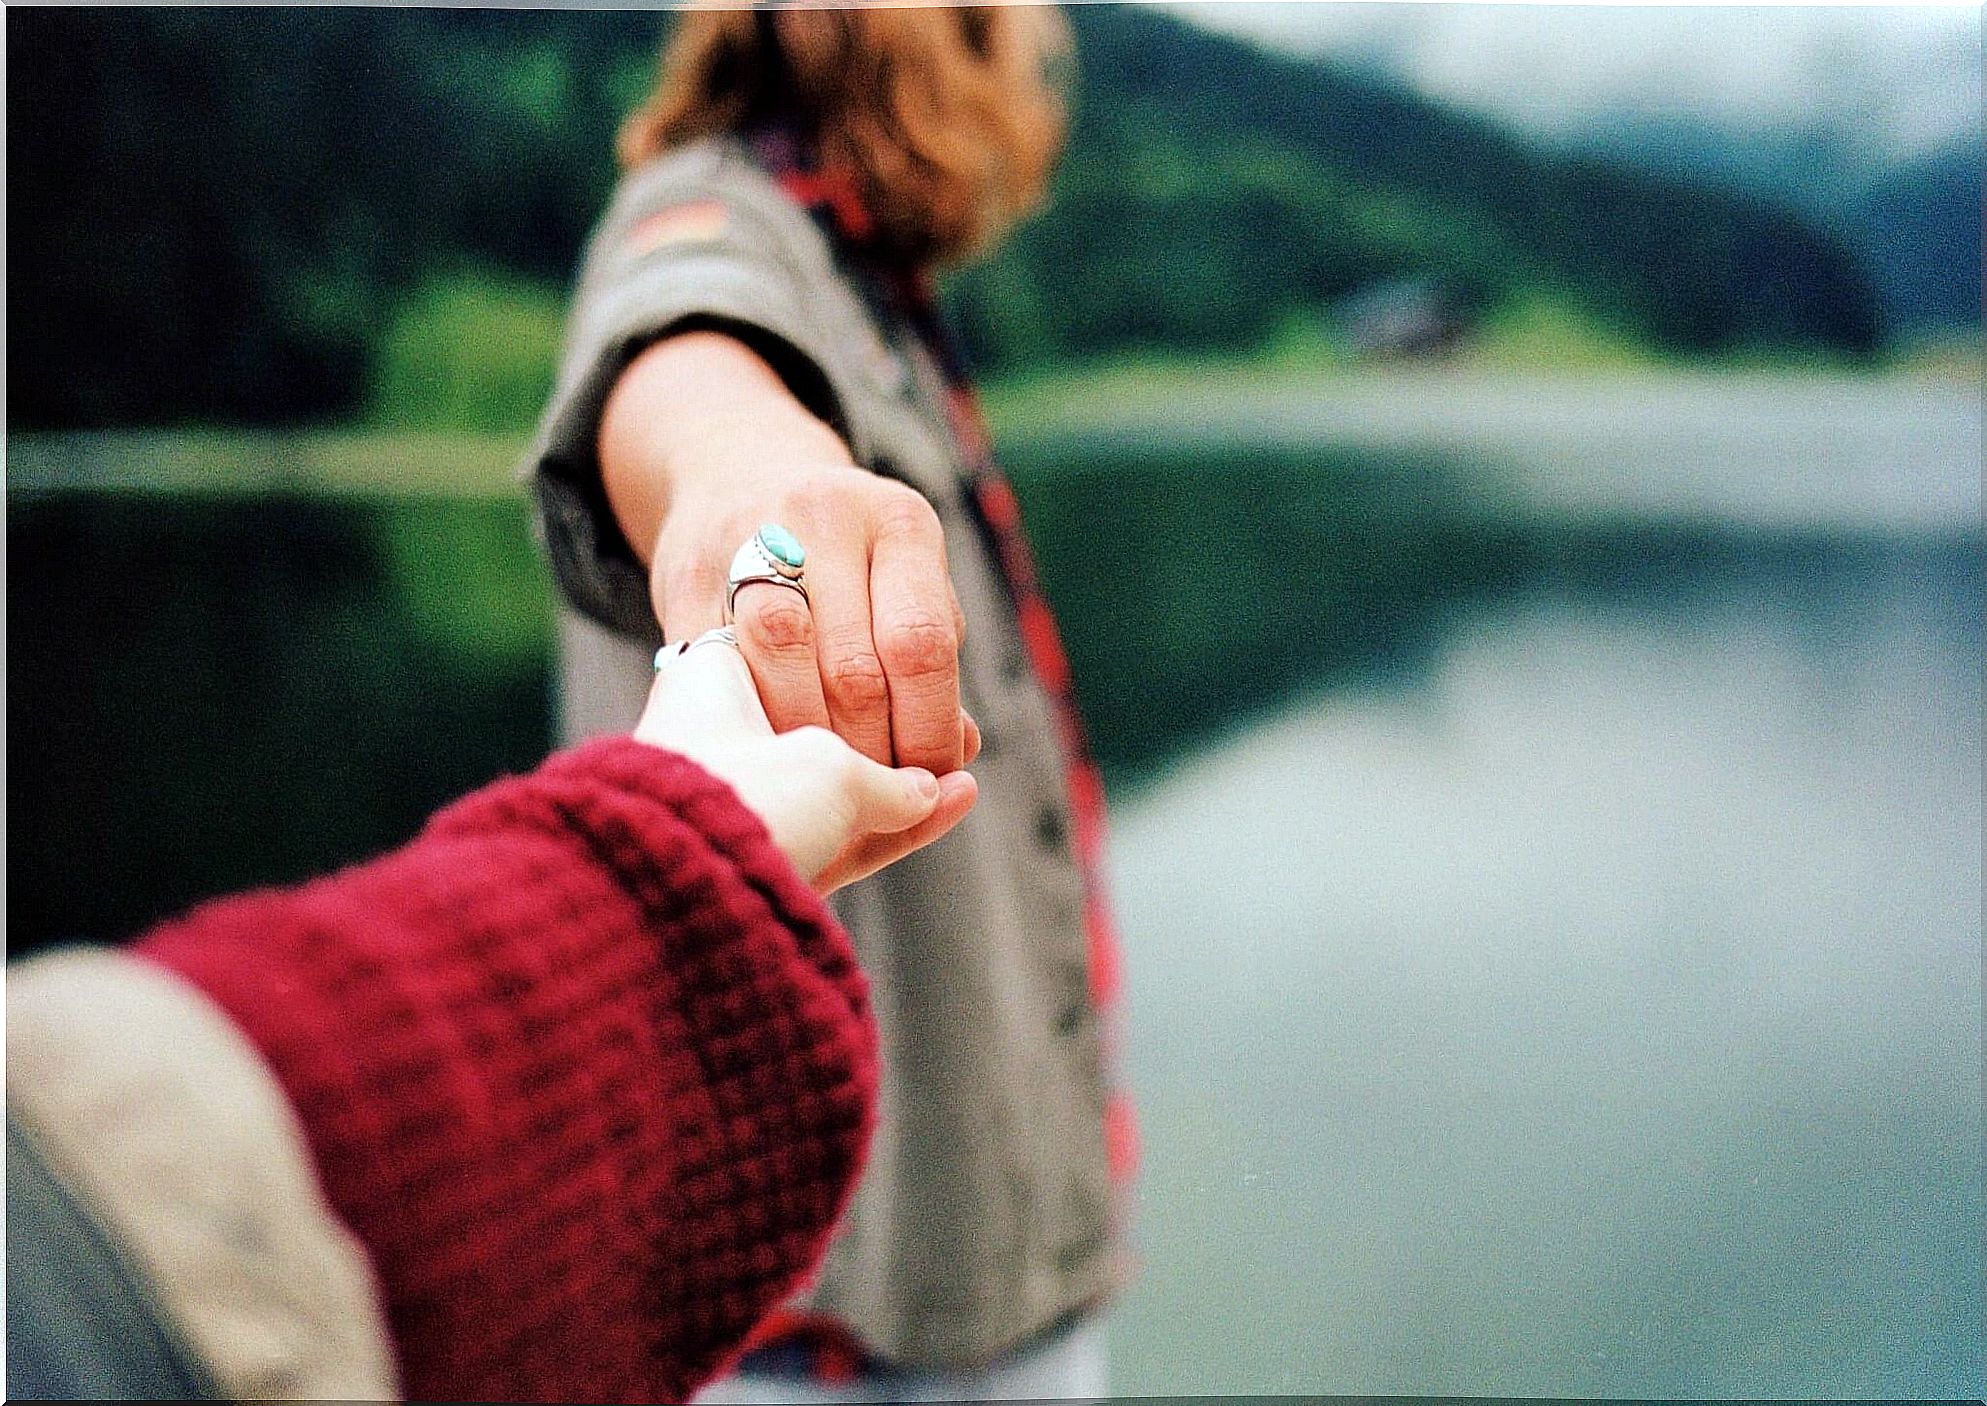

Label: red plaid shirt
[750,127,1138,1377]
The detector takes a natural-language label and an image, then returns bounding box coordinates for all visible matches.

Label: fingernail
[910,769,940,800]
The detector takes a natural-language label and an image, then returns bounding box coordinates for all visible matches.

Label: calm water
[8,385,1979,1390]
[1105,541,1982,1396]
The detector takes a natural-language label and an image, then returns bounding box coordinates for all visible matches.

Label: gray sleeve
[525,141,870,639]
[6,949,400,1403]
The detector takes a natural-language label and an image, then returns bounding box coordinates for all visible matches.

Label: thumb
[814,771,977,894]
[844,757,943,837]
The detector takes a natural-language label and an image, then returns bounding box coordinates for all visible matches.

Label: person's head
[620,4,1071,266]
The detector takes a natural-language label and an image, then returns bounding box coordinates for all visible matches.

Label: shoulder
[619,135,775,208]
[605,136,838,282]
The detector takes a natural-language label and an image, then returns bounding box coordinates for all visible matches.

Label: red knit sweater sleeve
[135,736,877,1405]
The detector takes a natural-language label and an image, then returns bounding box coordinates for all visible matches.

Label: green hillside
[7,6,1882,432]
[950,6,1881,369]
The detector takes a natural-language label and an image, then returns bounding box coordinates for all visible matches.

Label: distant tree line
[7,5,1883,431]
[8,8,658,427]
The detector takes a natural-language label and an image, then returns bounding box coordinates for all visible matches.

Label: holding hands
[602,331,980,781]
[653,462,978,776]
[635,627,977,893]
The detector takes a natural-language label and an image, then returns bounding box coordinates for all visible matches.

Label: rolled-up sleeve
[526,142,863,638]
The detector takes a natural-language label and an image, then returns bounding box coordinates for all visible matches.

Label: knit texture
[137,737,877,1404]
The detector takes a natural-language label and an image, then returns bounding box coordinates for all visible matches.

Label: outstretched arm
[133,736,874,1403]
[602,330,976,776]
[12,647,973,1403]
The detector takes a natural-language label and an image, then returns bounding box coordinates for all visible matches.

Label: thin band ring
[653,625,741,672]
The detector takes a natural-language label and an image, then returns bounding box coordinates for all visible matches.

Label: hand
[634,637,978,893]
[598,331,980,772]
[650,461,979,775]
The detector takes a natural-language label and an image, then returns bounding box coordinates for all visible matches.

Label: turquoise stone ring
[756,523,806,573]
[725,523,810,621]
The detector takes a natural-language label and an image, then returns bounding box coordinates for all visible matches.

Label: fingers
[818,771,979,894]
[638,635,770,744]
[797,515,895,766]
[732,582,831,734]
[650,476,963,779]
[867,491,963,774]
[960,708,982,766]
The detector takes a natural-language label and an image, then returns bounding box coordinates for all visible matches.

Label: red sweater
[136,737,878,1404]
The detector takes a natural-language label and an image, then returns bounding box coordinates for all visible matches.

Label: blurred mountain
[1562,114,1980,339]
[1176,2,1980,169]
[7,7,662,428]
[8,6,1884,430]
[1855,143,1982,337]
[1177,2,1979,343]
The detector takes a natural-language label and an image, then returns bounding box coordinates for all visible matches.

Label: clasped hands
[634,460,981,896]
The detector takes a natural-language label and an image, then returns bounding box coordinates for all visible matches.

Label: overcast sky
[1162,3,1981,158]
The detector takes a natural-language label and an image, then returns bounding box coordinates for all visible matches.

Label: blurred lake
[7,373,1982,1394]
[1081,377,1983,1396]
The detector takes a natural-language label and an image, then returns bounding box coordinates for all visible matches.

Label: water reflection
[1002,374,1982,785]
[1106,539,1982,1396]
[5,493,554,953]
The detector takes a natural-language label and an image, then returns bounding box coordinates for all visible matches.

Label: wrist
[602,334,858,567]
[645,457,865,581]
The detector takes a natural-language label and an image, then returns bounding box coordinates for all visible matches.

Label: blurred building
[1332,277,1476,359]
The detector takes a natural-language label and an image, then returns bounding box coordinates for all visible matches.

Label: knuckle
[823,647,890,709]
[873,485,941,540]
[785,471,852,523]
[788,727,854,785]
[741,591,814,652]
[878,613,959,678]
[835,749,869,795]
[787,727,859,788]
[790,724,841,758]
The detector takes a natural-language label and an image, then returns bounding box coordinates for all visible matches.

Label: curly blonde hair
[619,5,1070,266]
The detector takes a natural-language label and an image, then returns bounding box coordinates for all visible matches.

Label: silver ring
[725,523,808,623]
[653,625,740,672]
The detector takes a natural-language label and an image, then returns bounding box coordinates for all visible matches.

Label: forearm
[600,331,857,569]
[134,738,877,1404]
